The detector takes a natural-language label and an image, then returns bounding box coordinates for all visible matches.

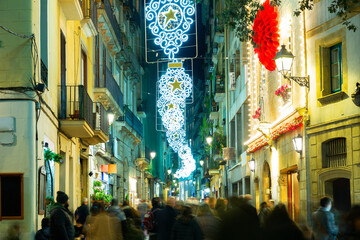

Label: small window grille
[322,138,346,168]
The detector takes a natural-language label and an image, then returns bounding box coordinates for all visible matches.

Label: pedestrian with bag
[144,197,161,240]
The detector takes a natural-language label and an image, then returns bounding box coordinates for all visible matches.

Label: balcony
[83,103,109,145]
[118,105,143,142]
[214,76,225,102]
[136,145,150,169]
[94,66,124,117]
[97,0,122,55]
[59,0,83,20]
[209,105,219,120]
[81,0,98,37]
[59,85,95,139]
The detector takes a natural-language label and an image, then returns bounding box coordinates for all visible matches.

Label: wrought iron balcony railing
[94,102,109,135]
[96,66,124,110]
[59,85,94,129]
[103,0,122,46]
[119,105,143,138]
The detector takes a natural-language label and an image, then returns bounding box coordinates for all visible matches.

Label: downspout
[302,10,311,225]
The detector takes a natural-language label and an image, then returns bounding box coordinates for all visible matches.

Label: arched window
[322,138,346,168]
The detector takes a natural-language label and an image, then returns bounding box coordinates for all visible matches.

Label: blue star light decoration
[156,64,196,178]
[146,0,195,59]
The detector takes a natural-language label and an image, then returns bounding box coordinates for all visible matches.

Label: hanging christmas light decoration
[147,0,197,179]
[145,0,195,59]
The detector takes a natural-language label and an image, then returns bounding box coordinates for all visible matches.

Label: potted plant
[275,84,291,102]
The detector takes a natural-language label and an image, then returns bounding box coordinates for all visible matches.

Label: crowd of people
[25,191,360,240]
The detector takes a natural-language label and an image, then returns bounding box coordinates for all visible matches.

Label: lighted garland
[145,0,195,59]
[147,0,197,178]
[247,116,303,153]
[156,64,196,178]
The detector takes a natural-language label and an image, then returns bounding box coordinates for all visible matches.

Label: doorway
[325,178,351,213]
[287,170,299,222]
[263,161,271,202]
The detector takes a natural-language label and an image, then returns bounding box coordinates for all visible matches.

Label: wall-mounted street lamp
[167,168,172,175]
[292,134,303,155]
[249,158,255,172]
[107,109,115,125]
[206,136,213,145]
[150,151,156,160]
[274,45,309,88]
[199,160,204,167]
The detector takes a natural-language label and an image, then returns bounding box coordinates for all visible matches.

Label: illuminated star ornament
[146,0,195,59]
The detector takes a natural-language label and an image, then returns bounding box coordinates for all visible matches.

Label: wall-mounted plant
[275,84,291,100]
[252,107,261,120]
[44,149,63,197]
[294,0,359,31]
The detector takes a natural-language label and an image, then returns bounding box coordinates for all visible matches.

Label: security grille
[322,138,346,168]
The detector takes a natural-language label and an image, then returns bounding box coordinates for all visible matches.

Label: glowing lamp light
[199,160,204,166]
[108,112,115,125]
[292,134,303,153]
[150,151,156,159]
[274,45,294,75]
[249,158,255,172]
[206,136,213,145]
[167,168,172,175]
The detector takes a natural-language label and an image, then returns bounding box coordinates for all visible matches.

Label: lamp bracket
[284,75,310,88]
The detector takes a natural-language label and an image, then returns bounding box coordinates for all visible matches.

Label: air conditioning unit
[229,72,236,91]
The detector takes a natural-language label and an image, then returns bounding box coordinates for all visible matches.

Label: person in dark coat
[50,191,74,240]
[148,197,162,240]
[216,197,260,240]
[35,218,50,240]
[261,203,305,240]
[157,197,178,240]
[171,205,203,240]
[75,197,89,225]
[196,203,220,240]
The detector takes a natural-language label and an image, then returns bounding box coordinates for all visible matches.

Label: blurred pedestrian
[35,218,50,240]
[312,197,338,240]
[84,201,123,240]
[196,203,220,240]
[261,203,305,240]
[75,197,89,225]
[137,199,148,230]
[157,197,178,240]
[74,219,85,240]
[216,197,260,240]
[258,202,271,226]
[341,205,360,240]
[171,205,203,240]
[145,197,162,240]
[50,191,74,240]
[215,198,227,220]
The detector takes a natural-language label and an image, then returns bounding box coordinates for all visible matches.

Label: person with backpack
[157,198,178,240]
[144,197,161,240]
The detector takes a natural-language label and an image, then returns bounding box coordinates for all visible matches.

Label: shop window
[322,138,346,168]
[0,174,24,220]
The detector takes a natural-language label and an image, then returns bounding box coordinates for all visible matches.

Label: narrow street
[0,0,360,239]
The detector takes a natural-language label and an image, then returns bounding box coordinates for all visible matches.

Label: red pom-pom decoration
[252,0,280,71]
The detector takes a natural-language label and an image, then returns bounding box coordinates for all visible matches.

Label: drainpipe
[302,10,311,225]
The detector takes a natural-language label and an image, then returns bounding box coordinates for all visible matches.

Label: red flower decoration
[252,107,261,119]
[252,0,280,71]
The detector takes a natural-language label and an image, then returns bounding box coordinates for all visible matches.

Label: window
[330,43,342,93]
[322,138,346,168]
[40,0,48,86]
[0,174,24,220]
[81,49,87,90]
